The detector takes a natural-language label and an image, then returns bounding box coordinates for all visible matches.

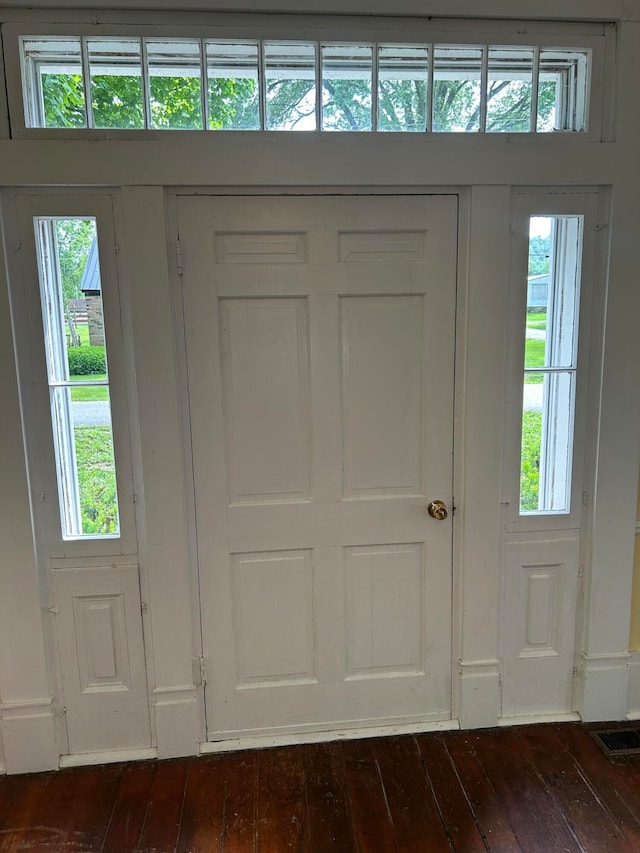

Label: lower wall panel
[53,565,152,756]
[502,535,580,719]
[0,700,58,774]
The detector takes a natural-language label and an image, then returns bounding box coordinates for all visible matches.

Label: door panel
[178,194,457,739]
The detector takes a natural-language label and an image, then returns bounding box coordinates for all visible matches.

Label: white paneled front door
[178,194,458,740]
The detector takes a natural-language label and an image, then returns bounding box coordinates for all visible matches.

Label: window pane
[87,38,144,129]
[206,41,260,130]
[146,39,203,130]
[21,37,86,128]
[526,216,552,370]
[526,216,581,369]
[378,45,428,132]
[520,213,583,516]
[538,49,590,132]
[322,44,372,131]
[265,42,316,130]
[520,371,575,514]
[51,386,120,535]
[35,217,119,539]
[487,47,534,133]
[432,46,482,132]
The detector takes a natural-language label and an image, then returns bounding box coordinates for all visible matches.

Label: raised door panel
[341,296,424,498]
[231,549,316,687]
[53,565,151,754]
[502,536,580,718]
[345,543,424,678]
[220,298,311,503]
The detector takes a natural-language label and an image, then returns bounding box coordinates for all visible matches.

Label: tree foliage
[528,235,551,276]
[55,218,96,307]
[41,65,557,133]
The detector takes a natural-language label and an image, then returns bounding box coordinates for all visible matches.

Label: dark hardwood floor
[1,723,639,851]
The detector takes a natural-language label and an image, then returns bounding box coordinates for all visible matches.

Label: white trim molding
[627,651,640,719]
[499,712,581,726]
[153,685,200,759]
[458,658,501,729]
[60,747,157,769]
[200,718,460,755]
[575,651,631,721]
[0,698,58,774]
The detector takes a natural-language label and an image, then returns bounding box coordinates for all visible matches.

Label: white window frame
[503,189,600,534]
[4,190,137,559]
[1,17,610,142]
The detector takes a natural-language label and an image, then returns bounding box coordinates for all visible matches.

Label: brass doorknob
[427,500,448,521]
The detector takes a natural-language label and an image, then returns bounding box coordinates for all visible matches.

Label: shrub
[67,345,106,376]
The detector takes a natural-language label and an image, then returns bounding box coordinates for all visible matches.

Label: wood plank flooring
[1,723,639,851]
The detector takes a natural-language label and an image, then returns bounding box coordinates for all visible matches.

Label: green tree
[42,71,258,130]
[528,235,551,276]
[56,219,96,306]
[41,63,558,133]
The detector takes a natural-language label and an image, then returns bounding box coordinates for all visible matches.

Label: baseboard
[60,747,157,768]
[153,686,200,759]
[0,698,58,774]
[498,712,581,727]
[574,651,631,722]
[201,717,460,754]
[458,659,501,729]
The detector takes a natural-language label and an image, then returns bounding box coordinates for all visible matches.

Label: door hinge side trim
[192,655,207,687]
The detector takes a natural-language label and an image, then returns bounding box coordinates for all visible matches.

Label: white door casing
[179,194,457,740]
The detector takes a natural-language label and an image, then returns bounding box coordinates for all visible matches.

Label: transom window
[19,36,591,134]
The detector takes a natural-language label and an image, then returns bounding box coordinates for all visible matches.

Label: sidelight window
[34,217,120,538]
[520,215,583,515]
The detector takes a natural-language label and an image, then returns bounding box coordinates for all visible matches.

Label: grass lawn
[70,374,108,402]
[524,339,545,383]
[520,409,541,512]
[66,323,91,347]
[526,311,548,331]
[75,426,119,535]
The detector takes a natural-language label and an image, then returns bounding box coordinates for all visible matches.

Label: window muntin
[35,217,120,538]
[520,215,583,515]
[19,35,592,135]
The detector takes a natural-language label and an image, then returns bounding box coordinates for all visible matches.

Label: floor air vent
[590,728,640,756]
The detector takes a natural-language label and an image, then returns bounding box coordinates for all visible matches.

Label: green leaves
[55,218,96,308]
[41,66,555,133]
[68,346,106,376]
[42,73,86,127]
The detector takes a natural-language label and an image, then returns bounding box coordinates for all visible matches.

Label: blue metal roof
[79,237,101,294]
